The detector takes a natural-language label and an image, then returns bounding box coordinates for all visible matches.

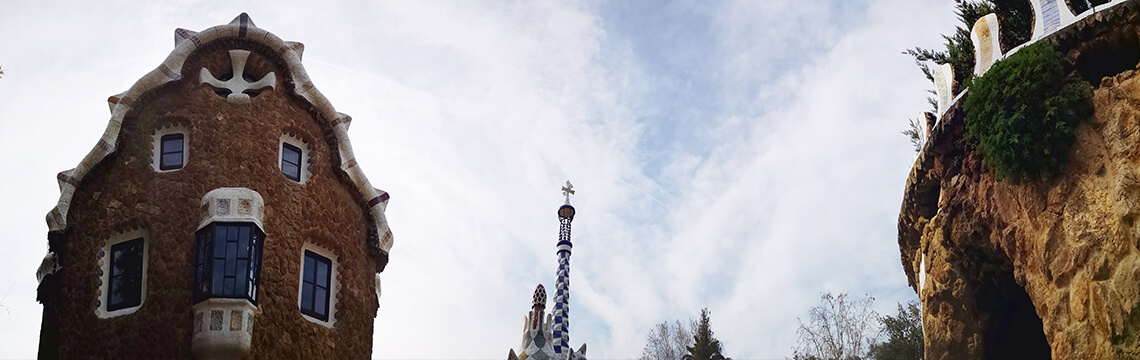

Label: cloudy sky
[0,0,960,358]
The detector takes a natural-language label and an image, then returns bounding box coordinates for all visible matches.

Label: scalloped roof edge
[45,13,393,257]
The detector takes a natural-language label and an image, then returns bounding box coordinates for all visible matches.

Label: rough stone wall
[56,40,378,359]
[900,58,1140,360]
[897,4,1140,359]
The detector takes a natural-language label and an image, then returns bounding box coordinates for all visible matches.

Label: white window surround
[279,134,311,184]
[96,228,150,318]
[297,242,339,328]
[152,125,189,172]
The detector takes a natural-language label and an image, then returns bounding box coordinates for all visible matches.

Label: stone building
[508,182,588,360]
[34,14,394,359]
[899,1,1140,359]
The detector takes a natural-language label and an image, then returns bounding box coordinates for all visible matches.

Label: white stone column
[971,13,1003,77]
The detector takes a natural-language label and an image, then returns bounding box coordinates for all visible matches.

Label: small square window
[108,237,144,311]
[300,250,332,321]
[160,134,185,170]
[282,143,302,182]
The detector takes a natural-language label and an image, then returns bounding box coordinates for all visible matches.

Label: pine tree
[867,301,924,360]
[683,308,731,360]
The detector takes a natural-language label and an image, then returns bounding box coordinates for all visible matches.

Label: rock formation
[898,3,1140,359]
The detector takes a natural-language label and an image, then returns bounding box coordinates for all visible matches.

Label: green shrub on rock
[963,41,1093,182]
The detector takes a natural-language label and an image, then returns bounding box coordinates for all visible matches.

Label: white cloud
[646,0,959,356]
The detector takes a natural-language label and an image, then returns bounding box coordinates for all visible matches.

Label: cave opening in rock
[966,247,1052,359]
[1075,30,1140,87]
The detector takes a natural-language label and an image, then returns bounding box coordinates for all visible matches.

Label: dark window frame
[107,237,144,311]
[300,250,333,321]
[160,133,185,170]
[281,142,302,182]
[193,222,264,305]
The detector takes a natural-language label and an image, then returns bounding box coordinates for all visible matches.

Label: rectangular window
[160,134,184,170]
[194,222,263,304]
[281,143,302,181]
[108,237,144,311]
[300,250,332,321]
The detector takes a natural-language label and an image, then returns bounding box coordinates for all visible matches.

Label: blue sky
[0,0,960,358]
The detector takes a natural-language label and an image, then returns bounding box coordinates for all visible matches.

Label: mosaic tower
[551,181,575,355]
[508,181,586,360]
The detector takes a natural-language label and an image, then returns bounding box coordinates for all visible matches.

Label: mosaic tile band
[551,214,573,355]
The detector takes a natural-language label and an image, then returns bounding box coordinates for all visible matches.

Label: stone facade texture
[899,4,1140,359]
[52,38,380,359]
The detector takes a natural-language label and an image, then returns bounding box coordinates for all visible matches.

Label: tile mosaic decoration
[975,16,993,73]
[216,199,230,215]
[971,13,1002,77]
[934,63,953,117]
[532,284,547,308]
[552,250,571,353]
[174,28,200,47]
[237,199,252,215]
[230,310,242,331]
[535,330,546,347]
[1042,0,1061,33]
[158,63,178,80]
[1030,0,1084,40]
[210,310,223,331]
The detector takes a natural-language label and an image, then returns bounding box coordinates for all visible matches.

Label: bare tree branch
[793,292,879,360]
[639,317,693,360]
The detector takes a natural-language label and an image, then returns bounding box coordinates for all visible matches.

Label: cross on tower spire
[561,180,575,205]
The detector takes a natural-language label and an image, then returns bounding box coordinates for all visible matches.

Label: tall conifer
[683,309,730,360]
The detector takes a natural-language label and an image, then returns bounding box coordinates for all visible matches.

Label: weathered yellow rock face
[898,8,1140,359]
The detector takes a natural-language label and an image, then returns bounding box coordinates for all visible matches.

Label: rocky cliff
[898,4,1140,359]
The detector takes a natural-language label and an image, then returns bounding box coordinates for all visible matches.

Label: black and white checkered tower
[551,181,575,356]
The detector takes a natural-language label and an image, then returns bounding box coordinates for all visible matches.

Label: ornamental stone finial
[199,49,277,105]
[532,284,547,309]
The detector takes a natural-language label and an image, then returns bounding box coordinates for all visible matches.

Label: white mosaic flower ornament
[199,49,277,105]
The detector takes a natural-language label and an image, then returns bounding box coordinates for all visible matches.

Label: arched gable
[46,13,393,265]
